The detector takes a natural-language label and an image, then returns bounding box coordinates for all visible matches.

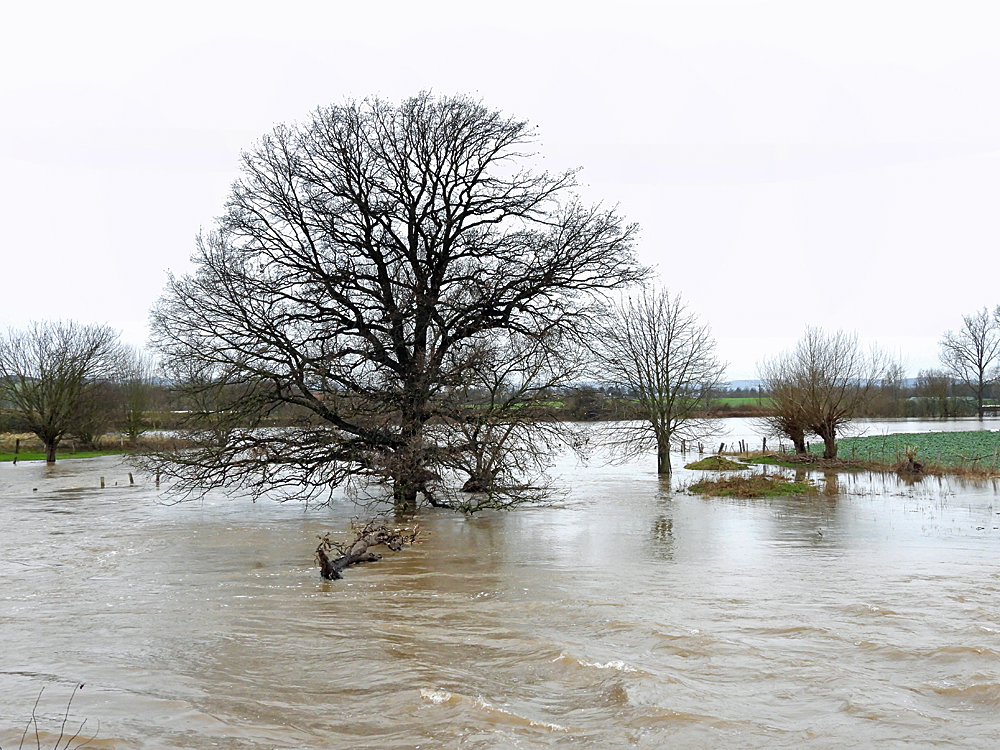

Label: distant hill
[726,380,762,390]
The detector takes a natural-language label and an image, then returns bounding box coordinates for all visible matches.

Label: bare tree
[0,321,121,462]
[118,345,157,442]
[146,93,645,512]
[939,307,1000,418]
[915,368,955,418]
[593,289,726,475]
[757,359,809,454]
[865,360,908,418]
[69,379,122,449]
[432,330,588,511]
[758,327,894,459]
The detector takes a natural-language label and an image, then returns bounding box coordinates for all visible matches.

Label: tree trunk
[817,429,838,459]
[392,479,418,516]
[317,546,382,580]
[462,471,494,493]
[45,440,57,464]
[656,439,671,475]
[788,427,807,455]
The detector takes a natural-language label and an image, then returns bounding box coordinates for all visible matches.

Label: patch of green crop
[811,430,1000,467]
[713,397,773,407]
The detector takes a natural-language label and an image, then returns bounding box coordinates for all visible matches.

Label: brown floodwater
[3,419,1000,748]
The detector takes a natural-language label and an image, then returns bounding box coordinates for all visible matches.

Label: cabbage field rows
[810,430,1000,467]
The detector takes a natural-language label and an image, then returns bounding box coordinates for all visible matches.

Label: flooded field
[2,419,1000,748]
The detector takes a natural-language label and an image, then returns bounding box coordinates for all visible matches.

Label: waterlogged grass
[688,472,816,498]
[685,456,746,470]
[814,430,1000,468]
[0,449,125,463]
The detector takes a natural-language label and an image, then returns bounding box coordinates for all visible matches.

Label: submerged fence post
[128,472,134,485]
[100,477,105,489]
[13,438,19,465]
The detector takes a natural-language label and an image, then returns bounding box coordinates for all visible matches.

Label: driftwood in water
[316,520,418,580]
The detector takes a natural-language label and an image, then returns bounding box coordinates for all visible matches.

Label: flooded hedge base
[2,419,1000,749]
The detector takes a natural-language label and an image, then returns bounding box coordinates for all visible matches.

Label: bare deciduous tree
[0,320,121,462]
[69,379,122,449]
[433,330,588,512]
[757,359,809,454]
[758,327,894,459]
[594,289,726,475]
[118,345,157,442]
[915,368,955,418]
[147,93,645,512]
[939,307,1000,418]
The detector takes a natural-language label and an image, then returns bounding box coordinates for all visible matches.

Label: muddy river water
[3,419,1000,748]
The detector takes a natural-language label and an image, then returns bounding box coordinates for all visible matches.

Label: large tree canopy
[149,93,645,511]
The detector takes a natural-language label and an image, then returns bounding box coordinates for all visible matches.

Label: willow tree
[757,356,809,455]
[759,327,894,459]
[148,93,645,511]
[594,289,726,475]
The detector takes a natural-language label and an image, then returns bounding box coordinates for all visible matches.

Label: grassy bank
[0,433,186,463]
[688,472,817,498]
[0,449,127,462]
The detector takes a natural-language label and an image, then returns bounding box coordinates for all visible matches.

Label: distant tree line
[1,315,995,469]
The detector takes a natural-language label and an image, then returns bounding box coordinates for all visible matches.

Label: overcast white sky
[2,0,999,380]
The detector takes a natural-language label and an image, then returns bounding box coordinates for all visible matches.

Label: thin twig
[54,683,81,750]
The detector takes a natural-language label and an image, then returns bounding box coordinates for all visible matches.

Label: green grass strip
[0,449,126,463]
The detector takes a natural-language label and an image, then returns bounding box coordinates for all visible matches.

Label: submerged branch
[316,520,419,580]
